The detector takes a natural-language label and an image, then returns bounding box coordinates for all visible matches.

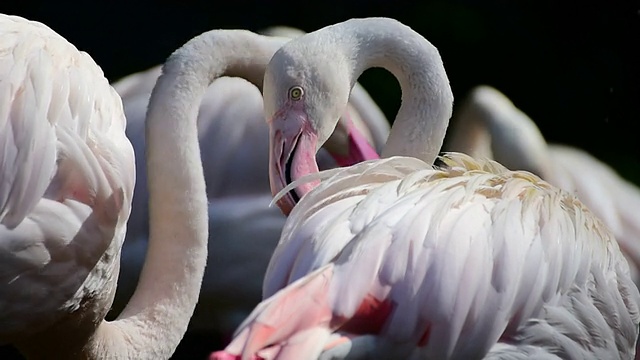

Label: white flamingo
[0,13,210,359]
[211,17,640,359]
[446,85,640,284]
[109,27,388,334]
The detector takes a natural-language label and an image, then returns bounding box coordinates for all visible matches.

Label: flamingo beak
[268,107,320,216]
[268,105,380,216]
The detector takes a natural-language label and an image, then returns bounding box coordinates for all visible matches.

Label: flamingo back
[0,14,134,342]
[218,153,640,359]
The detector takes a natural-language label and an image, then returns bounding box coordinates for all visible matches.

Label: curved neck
[86,30,286,358]
[338,18,453,164]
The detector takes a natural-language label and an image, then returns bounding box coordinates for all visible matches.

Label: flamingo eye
[288,86,304,101]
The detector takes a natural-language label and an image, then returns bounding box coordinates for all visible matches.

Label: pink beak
[268,106,381,216]
[268,105,320,216]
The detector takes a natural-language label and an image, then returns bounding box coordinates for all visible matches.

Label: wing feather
[0,40,57,228]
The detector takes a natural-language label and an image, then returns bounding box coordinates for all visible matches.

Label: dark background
[1,1,639,359]
[3,1,639,180]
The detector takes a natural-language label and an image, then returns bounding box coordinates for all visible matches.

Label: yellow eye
[288,86,304,101]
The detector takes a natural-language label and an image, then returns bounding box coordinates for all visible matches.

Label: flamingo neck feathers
[329,18,454,164]
[83,31,286,358]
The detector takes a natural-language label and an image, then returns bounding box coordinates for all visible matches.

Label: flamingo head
[264,45,378,215]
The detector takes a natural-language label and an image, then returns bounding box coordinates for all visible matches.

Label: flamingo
[211,17,640,359]
[446,85,640,284]
[108,26,388,335]
[0,12,210,359]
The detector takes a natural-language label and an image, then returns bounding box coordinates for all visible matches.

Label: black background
[1,1,639,359]
[3,1,639,180]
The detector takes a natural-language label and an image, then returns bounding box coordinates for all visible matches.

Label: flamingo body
[0,13,134,346]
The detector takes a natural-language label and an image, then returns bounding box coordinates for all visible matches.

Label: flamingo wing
[215,154,639,360]
[0,14,134,342]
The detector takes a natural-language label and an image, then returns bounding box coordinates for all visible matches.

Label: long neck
[339,18,454,164]
[81,30,287,358]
